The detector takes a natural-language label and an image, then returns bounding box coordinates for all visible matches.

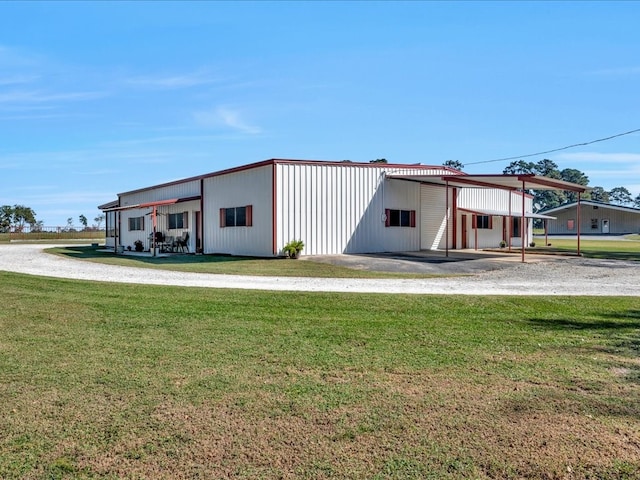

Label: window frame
[220,205,253,228]
[168,211,188,230]
[385,209,416,228]
[472,215,492,229]
[128,216,144,231]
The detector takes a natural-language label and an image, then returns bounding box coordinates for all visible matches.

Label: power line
[465,128,640,166]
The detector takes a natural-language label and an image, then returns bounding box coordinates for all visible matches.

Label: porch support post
[545,219,548,247]
[445,179,449,257]
[474,216,478,251]
[115,211,120,255]
[521,180,526,263]
[152,205,158,257]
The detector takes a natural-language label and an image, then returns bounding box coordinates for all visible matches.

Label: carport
[388,173,589,262]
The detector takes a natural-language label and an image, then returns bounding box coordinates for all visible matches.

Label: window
[591,218,598,230]
[472,215,492,229]
[385,209,416,227]
[128,216,144,231]
[220,205,253,227]
[168,212,188,230]
[106,211,116,237]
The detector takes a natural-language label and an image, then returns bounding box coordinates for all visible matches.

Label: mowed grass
[534,235,640,261]
[46,246,442,278]
[1,272,639,479]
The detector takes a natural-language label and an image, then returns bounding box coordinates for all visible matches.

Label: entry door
[195,211,202,252]
[461,214,468,249]
[602,219,610,234]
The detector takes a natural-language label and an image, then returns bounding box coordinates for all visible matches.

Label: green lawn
[1,272,639,479]
[47,245,445,278]
[533,236,640,261]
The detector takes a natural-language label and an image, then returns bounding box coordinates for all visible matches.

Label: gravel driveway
[1,244,639,296]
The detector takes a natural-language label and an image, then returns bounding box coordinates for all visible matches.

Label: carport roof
[458,207,556,220]
[388,173,589,192]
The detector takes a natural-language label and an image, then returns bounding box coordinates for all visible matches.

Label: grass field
[1,271,639,479]
[0,232,104,244]
[533,236,640,261]
[47,246,444,278]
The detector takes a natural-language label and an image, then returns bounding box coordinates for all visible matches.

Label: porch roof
[100,196,200,212]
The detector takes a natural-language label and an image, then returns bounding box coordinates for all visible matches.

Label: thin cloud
[587,66,640,76]
[193,106,262,134]
[0,74,39,86]
[0,89,107,104]
[126,71,223,89]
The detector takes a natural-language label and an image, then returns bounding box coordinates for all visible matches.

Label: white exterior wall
[457,188,533,248]
[117,180,201,252]
[420,184,452,250]
[459,214,506,250]
[202,165,273,256]
[119,180,200,207]
[275,164,449,255]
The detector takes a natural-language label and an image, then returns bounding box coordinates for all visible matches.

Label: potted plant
[134,239,144,252]
[499,240,507,248]
[283,239,304,259]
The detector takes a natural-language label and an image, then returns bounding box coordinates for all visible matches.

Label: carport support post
[521,180,526,263]
[577,194,581,256]
[508,191,512,252]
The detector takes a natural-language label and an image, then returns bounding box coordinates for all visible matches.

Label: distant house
[99,158,586,257]
[541,200,640,235]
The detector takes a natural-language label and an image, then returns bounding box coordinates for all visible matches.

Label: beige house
[542,200,640,235]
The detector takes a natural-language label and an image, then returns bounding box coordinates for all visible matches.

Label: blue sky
[1,1,639,226]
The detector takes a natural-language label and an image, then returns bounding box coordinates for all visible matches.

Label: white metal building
[100,159,586,257]
[542,200,640,235]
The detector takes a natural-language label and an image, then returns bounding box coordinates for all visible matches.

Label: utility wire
[465,128,640,166]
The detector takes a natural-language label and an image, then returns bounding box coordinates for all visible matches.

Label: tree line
[443,159,639,212]
[0,205,105,233]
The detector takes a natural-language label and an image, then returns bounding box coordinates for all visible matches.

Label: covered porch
[389,173,589,262]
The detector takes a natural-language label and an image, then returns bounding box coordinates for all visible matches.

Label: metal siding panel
[271,163,469,255]
[120,180,200,207]
[202,165,273,256]
[421,184,450,250]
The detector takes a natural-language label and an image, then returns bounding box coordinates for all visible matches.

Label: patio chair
[174,231,190,253]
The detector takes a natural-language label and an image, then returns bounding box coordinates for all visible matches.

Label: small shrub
[499,240,507,248]
[134,240,144,252]
[529,241,536,248]
[283,239,305,259]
